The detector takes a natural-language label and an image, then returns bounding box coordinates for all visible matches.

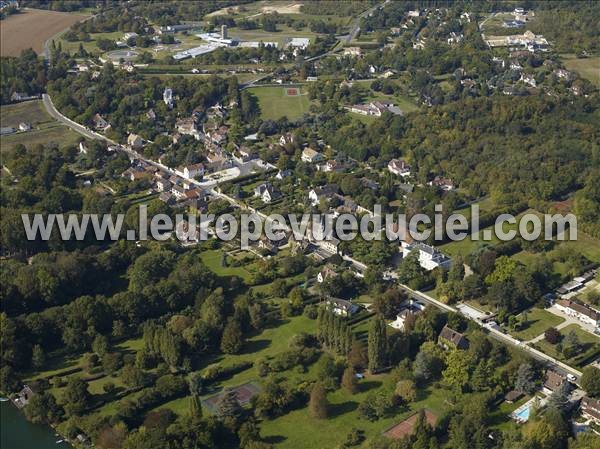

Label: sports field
[0,8,87,56]
[247,86,311,120]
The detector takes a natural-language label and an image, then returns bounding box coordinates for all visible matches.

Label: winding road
[39,4,584,382]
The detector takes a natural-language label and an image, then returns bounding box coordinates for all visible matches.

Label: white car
[567,374,577,382]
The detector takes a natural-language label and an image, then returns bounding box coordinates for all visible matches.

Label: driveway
[545,304,598,336]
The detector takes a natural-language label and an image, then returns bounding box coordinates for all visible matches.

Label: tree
[217,387,243,424]
[342,366,359,394]
[62,377,91,417]
[395,379,417,403]
[348,339,368,370]
[413,342,445,384]
[368,316,387,373]
[548,381,571,411]
[92,334,110,357]
[544,327,561,344]
[515,362,538,394]
[562,330,582,358]
[443,350,471,393]
[220,318,244,354]
[581,366,600,397]
[373,288,406,319]
[309,383,329,419]
[31,344,45,370]
[189,393,203,421]
[24,392,62,424]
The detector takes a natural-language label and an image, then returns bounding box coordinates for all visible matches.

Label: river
[0,401,71,449]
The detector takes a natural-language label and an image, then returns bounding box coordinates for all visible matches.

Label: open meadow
[561,55,600,86]
[0,8,87,56]
[0,100,81,152]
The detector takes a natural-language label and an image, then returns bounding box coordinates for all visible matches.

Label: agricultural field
[247,86,312,120]
[0,100,82,152]
[0,8,87,56]
[561,55,600,86]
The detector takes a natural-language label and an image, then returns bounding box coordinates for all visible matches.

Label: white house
[387,158,411,177]
[317,265,338,283]
[177,163,205,180]
[163,87,174,108]
[175,117,201,140]
[308,184,339,206]
[326,297,359,317]
[254,182,280,203]
[555,299,599,327]
[287,37,310,49]
[301,147,324,163]
[127,133,144,149]
[401,241,452,270]
[343,47,362,57]
[389,299,426,330]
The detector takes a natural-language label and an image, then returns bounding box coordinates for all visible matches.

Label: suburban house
[301,147,324,163]
[13,384,38,408]
[554,68,573,81]
[320,237,340,254]
[155,176,172,192]
[326,297,359,317]
[258,232,288,254]
[554,299,600,327]
[428,176,455,191]
[275,169,293,180]
[343,47,363,57]
[279,132,295,146]
[308,184,340,206]
[401,241,452,271]
[387,158,411,177]
[177,163,205,180]
[127,133,144,149]
[122,166,151,182]
[581,396,600,425]
[542,370,566,396]
[233,145,256,164]
[438,325,469,350]
[171,184,187,200]
[205,152,228,171]
[317,265,339,283]
[254,182,280,203]
[163,87,174,108]
[175,118,201,140]
[520,73,537,87]
[504,390,524,404]
[92,113,111,131]
[389,299,426,330]
[317,159,346,173]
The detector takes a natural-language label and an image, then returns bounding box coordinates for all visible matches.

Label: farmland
[0,8,87,56]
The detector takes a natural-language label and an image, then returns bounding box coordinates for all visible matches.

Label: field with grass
[247,86,311,120]
[508,308,565,341]
[0,100,82,152]
[0,8,87,56]
[561,55,600,87]
[533,324,600,368]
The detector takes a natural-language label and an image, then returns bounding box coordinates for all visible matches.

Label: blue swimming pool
[515,406,531,421]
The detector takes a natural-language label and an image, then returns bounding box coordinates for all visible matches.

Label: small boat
[55,439,64,444]
[0,397,9,402]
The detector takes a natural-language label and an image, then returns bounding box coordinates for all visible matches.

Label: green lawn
[155,315,318,417]
[561,55,600,87]
[199,249,255,281]
[247,86,311,120]
[508,308,565,341]
[1,100,82,152]
[534,324,600,368]
[260,385,452,449]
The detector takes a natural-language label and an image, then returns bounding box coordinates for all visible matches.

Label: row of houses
[348,101,403,117]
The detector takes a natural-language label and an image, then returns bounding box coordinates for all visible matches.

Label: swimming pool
[514,406,530,421]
